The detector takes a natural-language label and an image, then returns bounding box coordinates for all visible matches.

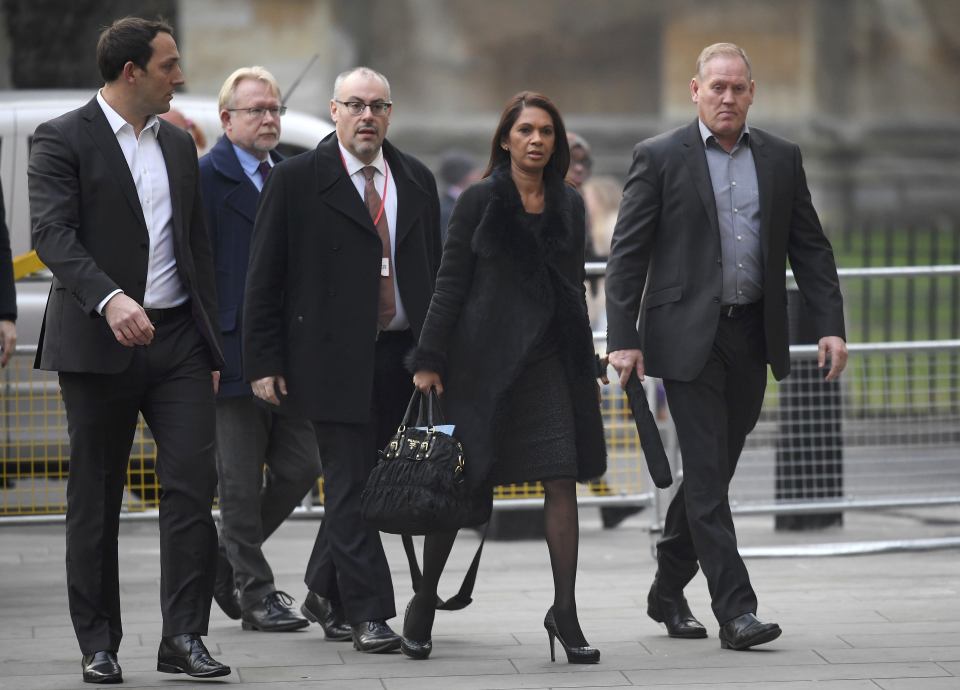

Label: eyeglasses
[335,100,392,116]
[226,106,287,119]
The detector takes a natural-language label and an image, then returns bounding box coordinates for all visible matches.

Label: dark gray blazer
[605,119,845,382]
[28,96,223,373]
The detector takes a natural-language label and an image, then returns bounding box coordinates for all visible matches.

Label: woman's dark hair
[483,91,570,179]
[97,16,174,83]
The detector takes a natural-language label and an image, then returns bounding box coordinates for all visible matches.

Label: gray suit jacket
[28,96,223,373]
[605,119,844,382]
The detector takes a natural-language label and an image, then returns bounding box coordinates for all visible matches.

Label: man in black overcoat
[605,43,848,651]
[243,66,441,653]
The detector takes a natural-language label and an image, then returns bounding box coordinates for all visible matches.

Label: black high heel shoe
[400,596,434,660]
[543,607,600,664]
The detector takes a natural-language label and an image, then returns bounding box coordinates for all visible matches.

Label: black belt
[720,302,761,319]
[143,301,191,324]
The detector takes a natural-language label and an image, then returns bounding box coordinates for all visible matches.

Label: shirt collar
[698,118,750,149]
[232,142,269,177]
[337,140,386,178]
[96,89,160,136]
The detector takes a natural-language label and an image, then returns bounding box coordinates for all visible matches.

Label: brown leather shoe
[157,633,231,677]
[301,591,352,641]
[719,613,781,650]
[647,579,707,639]
[81,650,122,684]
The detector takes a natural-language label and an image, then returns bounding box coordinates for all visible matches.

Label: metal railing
[3,265,959,558]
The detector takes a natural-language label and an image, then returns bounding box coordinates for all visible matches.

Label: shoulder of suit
[383,140,434,183]
[158,118,194,146]
[748,125,798,151]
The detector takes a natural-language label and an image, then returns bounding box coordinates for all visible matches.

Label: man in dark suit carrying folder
[605,42,847,651]
[28,16,229,683]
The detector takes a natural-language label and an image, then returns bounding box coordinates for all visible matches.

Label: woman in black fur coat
[405,92,607,663]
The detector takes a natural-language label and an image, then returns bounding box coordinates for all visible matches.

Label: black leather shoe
[81,651,122,684]
[242,590,310,632]
[647,579,707,639]
[301,591,352,641]
[400,595,435,660]
[157,633,231,678]
[719,613,782,650]
[213,544,241,620]
[351,620,401,653]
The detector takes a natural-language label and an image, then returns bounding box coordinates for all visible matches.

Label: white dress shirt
[95,91,188,312]
[337,142,408,331]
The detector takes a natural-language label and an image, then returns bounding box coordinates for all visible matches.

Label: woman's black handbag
[361,389,491,535]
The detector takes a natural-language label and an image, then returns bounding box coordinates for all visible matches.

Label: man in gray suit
[29,16,229,683]
[605,42,847,651]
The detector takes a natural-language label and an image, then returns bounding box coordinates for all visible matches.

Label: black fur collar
[472,165,576,264]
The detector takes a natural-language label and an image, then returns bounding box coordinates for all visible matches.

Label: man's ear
[121,61,140,84]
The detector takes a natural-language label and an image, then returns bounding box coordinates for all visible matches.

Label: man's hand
[103,294,155,347]
[212,370,221,395]
[818,336,848,382]
[252,375,287,405]
[608,348,645,389]
[0,320,16,367]
[413,370,443,395]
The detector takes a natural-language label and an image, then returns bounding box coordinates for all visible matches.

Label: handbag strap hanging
[401,525,488,611]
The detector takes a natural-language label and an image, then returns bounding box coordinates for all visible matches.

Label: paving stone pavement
[1,506,958,689]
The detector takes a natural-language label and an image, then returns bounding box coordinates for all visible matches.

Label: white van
[0,90,334,347]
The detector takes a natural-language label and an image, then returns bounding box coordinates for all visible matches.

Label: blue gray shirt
[699,119,763,305]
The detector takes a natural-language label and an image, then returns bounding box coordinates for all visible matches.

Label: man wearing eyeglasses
[199,66,319,634]
[243,66,442,653]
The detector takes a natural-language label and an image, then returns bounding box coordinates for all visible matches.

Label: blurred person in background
[243,66,442,654]
[28,16,229,682]
[199,65,319,634]
[408,92,606,663]
[605,42,847,650]
[436,149,480,243]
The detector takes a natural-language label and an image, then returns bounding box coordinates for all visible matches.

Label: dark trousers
[303,330,413,624]
[59,309,218,654]
[658,306,768,624]
[215,396,320,609]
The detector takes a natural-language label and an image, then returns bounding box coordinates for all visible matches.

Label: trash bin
[775,287,844,530]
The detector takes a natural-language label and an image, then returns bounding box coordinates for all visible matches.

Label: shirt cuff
[97,289,123,315]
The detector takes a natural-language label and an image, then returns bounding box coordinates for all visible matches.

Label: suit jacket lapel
[679,120,720,239]
[383,140,427,246]
[211,135,258,223]
[314,135,379,235]
[749,129,774,264]
[156,122,185,245]
[81,99,147,230]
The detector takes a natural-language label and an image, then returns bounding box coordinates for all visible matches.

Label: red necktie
[362,166,396,329]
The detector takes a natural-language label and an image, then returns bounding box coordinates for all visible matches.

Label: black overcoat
[243,132,441,422]
[410,167,607,489]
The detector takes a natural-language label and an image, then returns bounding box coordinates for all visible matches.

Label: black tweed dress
[487,212,579,486]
